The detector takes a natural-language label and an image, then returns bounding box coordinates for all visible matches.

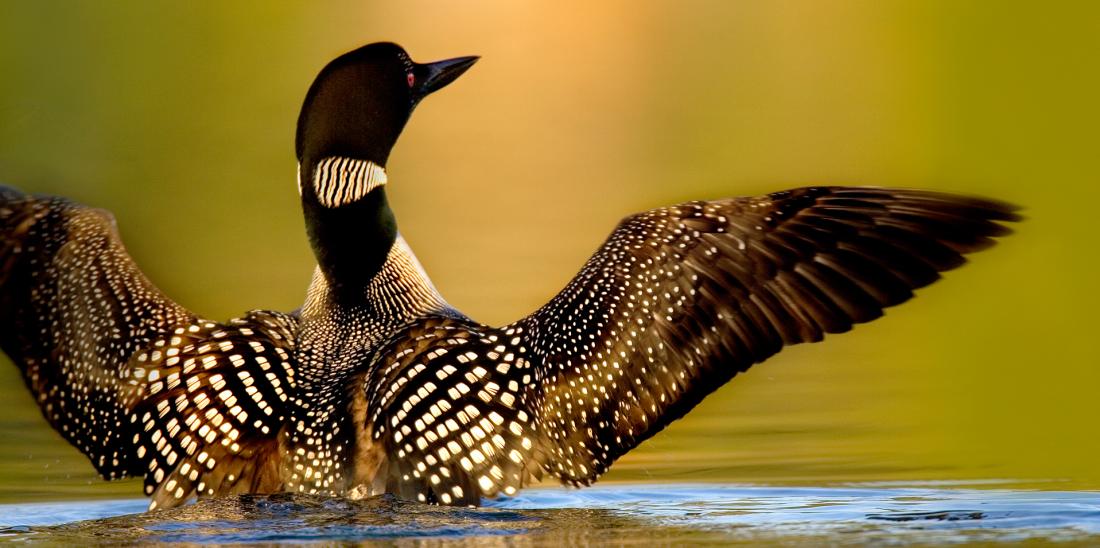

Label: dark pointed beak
[413,55,479,97]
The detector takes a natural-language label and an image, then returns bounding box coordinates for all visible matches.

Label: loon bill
[0,42,1019,510]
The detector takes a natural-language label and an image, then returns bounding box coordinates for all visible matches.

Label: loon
[0,42,1018,510]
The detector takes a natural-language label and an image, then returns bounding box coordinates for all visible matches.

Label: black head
[296,42,478,173]
[297,43,477,297]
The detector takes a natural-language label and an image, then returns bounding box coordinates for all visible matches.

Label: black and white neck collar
[299,157,388,208]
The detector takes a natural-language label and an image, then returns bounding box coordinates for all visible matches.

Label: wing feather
[0,187,194,478]
[0,187,299,509]
[123,310,298,510]
[365,318,545,505]
[365,186,1018,504]
[518,186,1019,483]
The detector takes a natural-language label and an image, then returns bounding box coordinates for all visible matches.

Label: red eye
[407,73,415,88]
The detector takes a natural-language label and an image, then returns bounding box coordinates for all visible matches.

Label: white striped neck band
[308,157,388,208]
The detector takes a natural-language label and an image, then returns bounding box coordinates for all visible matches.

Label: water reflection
[3,484,1098,545]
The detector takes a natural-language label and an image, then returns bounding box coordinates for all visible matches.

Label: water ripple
[0,483,1097,545]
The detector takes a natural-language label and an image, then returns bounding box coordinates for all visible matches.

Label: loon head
[295,43,477,298]
[297,43,477,299]
[296,42,478,208]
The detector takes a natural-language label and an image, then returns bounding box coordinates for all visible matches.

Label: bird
[0,42,1019,510]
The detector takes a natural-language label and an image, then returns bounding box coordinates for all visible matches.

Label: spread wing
[0,186,299,510]
[0,186,194,479]
[365,317,546,506]
[122,310,298,510]
[519,186,1018,483]
[365,186,1018,504]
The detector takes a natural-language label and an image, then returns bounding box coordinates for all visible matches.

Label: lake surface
[2,483,1097,545]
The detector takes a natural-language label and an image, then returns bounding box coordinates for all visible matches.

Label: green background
[0,1,1096,502]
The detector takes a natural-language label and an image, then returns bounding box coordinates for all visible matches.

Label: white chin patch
[312,157,388,208]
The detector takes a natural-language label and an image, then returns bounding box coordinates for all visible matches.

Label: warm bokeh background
[0,1,1095,501]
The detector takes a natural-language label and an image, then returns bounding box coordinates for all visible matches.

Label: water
[2,483,1097,545]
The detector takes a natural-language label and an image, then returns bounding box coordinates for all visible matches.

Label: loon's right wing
[513,186,1020,485]
[363,186,1019,506]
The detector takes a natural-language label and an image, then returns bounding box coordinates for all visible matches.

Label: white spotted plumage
[124,311,297,508]
[0,41,1019,512]
[0,179,1017,511]
[0,189,192,481]
[282,235,458,498]
[361,187,1018,504]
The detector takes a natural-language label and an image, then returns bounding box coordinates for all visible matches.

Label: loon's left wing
[124,310,298,510]
[0,186,196,479]
[0,186,297,510]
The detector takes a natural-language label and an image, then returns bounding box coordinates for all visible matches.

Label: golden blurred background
[0,1,1096,501]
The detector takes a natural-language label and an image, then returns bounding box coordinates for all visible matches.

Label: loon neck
[301,159,397,298]
[301,235,452,323]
